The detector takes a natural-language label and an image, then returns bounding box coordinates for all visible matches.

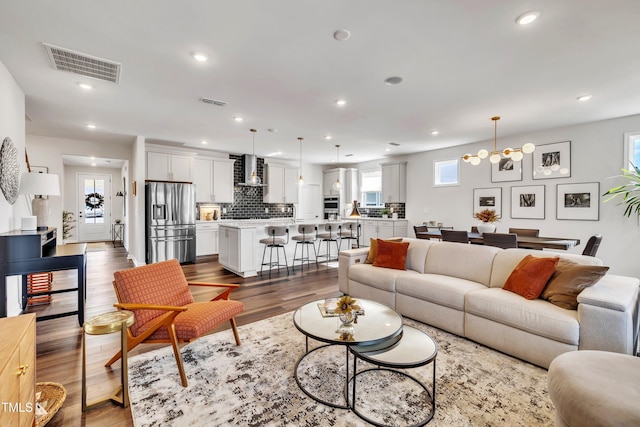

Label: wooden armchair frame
[107,281,242,387]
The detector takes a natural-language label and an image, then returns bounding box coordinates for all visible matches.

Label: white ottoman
[548,350,640,427]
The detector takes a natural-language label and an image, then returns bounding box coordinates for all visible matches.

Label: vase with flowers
[474,208,499,234]
[334,295,360,340]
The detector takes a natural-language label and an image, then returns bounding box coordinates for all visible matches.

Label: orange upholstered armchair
[106,259,244,387]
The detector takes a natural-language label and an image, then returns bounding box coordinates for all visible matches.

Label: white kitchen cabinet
[196,222,219,256]
[218,225,257,277]
[323,168,343,196]
[360,219,408,246]
[147,151,193,182]
[263,163,299,203]
[194,157,235,203]
[381,161,407,203]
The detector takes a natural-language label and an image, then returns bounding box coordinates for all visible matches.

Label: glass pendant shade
[249,128,261,185]
[477,149,489,159]
[522,142,536,153]
[249,171,261,185]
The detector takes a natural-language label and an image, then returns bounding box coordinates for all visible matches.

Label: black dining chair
[414,225,428,238]
[483,232,518,249]
[582,234,602,257]
[508,228,540,237]
[441,230,469,243]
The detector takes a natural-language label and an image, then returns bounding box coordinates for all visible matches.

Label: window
[434,159,459,186]
[360,169,383,207]
[624,131,640,169]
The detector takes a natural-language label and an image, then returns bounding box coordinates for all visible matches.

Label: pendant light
[249,128,261,185]
[348,200,361,218]
[332,144,342,191]
[297,137,304,186]
[462,116,535,166]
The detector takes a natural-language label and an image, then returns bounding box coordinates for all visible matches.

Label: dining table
[416,230,580,251]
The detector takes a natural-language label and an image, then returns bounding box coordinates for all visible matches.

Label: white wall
[369,114,640,278]
[0,60,28,315]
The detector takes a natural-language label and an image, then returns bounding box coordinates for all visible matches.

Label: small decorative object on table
[474,208,499,234]
[334,295,361,340]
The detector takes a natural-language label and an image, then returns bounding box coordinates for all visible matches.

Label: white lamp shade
[20,172,60,196]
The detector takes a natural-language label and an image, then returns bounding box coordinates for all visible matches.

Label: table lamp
[19,172,61,230]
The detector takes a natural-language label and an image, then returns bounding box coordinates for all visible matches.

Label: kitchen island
[217,218,408,278]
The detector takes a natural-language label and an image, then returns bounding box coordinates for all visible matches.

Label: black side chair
[483,232,518,249]
[441,230,469,243]
[508,228,540,237]
[582,234,602,257]
[414,225,428,239]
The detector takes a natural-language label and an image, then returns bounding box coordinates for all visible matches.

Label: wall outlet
[281,207,285,212]
[222,207,227,214]
[287,207,291,212]
[265,207,269,213]
[390,207,394,213]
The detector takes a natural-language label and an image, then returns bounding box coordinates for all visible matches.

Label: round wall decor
[0,137,20,205]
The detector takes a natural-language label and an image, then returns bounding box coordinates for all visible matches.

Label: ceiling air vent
[389,142,400,146]
[200,97,228,107]
[43,43,121,83]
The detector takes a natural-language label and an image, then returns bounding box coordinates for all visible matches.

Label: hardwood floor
[30,243,341,426]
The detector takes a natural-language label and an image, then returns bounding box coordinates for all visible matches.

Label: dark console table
[0,228,87,326]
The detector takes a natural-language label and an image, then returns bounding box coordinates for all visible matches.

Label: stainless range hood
[237,154,267,187]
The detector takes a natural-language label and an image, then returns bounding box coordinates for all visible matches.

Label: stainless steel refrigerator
[146,181,196,264]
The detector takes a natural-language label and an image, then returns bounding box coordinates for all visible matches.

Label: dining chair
[483,232,518,249]
[107,259,244,387]
[440,229,470,243]
[508,228,540,237]
[414,225,428,238]
[582,234,602,257]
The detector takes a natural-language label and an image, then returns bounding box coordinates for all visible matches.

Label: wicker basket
[35,382,66,427]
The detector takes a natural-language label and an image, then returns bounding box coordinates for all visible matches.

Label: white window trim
[623,131,640,169]
[433,158,460,187]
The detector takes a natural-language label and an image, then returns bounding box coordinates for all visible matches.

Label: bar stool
[316,222,341,264]
[292,224,318,271]
[339,221,361,249]
[259,225,290,278]
[82,310,134,411]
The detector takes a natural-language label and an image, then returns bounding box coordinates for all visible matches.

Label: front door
[77,173,112,242]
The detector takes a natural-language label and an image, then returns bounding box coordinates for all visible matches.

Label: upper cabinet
[147,151,194,182]
[194,157,235,203]
[381,161,407,203]
[323,168,358,207]
[323,168,344,196]
[263,163,298,203]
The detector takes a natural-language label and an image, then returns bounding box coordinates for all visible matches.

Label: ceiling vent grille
[43,43,121,83]
[200,97,228,107]
[389,142,400,146]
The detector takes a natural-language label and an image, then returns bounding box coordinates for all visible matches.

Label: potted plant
[62,211,76,242]
[381,208,390,219]
[603,164,640,217]
[474,208,499,234]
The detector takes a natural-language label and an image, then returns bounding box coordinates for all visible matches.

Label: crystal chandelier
[462,116,535,166]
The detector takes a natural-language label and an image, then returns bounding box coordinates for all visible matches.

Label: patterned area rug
[128,312,554,426]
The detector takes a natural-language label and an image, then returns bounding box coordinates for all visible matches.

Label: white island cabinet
[218,224,258,277]
[196,222,219,256]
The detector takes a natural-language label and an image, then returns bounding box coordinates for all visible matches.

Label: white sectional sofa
[338,238,640,368]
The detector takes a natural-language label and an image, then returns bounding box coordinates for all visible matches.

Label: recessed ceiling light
[267,128,278,133]
[192,52,208,62]
[86,124,96,129]
[201,140,207,145]
[385,148,391,152]
[431,130,439,135]
[325,135,333,140]
[516,11,540,25]
[234,116,243,122]
[78,83,92,90]
[577,94,592,102]
[384,76,404,85]
[335,99,347,107]
[91,163,97,167]
[333,29,351,41]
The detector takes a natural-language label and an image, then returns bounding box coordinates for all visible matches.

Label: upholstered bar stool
[259,225,290,278]
[339,221,361,249]
[316,222,341,264]
[82,310,134,411]
[292,224,318,272]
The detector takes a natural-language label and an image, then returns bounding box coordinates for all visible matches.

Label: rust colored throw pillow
[365,238,379,264]
[503,255,560,300]
[373,239,410,270]
[540,259,609,310]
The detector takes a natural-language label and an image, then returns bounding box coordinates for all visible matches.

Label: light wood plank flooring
[29,243,341,427]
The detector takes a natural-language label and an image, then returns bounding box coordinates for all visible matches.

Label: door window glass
[84,179,105,224]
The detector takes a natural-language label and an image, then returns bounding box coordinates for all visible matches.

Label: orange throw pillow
[503,255,559,300]
[373,239,410,270]
[365,238,379,264]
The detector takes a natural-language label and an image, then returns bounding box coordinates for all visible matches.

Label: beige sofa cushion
[396,274,487,311]
[489,249,603,289]
[349,263,417,293]
[466,287,579,345]
[401,238,436,274]
[424,242,501,286]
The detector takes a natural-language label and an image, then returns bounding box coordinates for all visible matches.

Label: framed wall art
[556,182,599,220]
[491,157,522,182]
[511,185,545,219]
[532,141,571,179]
[473,187,502,218]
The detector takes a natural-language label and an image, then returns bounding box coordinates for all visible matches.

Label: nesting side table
[82,310,134,411]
